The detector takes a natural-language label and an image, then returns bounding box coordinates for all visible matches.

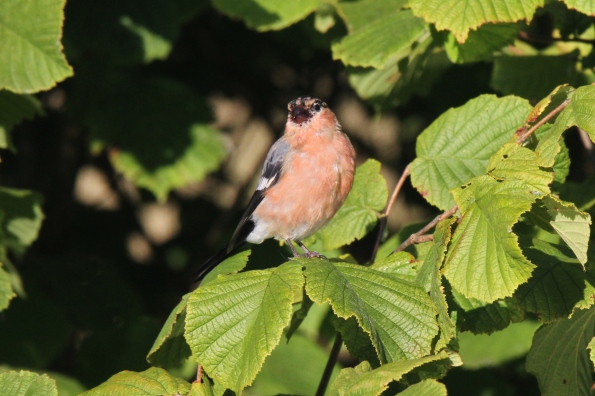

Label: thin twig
[518,31,595,45]
[370,164,411,263]
[516,99,571,143]
[316,333,343,396]
[195,364,203,383]
[394,205,458,253]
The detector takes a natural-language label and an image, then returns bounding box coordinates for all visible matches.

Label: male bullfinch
[195,96,356,281]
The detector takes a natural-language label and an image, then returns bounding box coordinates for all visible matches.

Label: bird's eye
[313,103,322,112]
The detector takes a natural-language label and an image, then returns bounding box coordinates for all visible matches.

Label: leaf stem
[370,164,411,263]
[516,99,570,143]
[394,205,458,253]
[316,333,343,396]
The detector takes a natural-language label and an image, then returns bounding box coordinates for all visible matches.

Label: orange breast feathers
[251,111,355,242]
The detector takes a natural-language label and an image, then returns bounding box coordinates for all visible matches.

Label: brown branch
[516,99,570,144]
[518,31,595,45]
[370,164,411,263]
[394,205,458,253]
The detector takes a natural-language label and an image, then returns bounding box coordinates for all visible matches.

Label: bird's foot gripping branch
[81,84,595,396]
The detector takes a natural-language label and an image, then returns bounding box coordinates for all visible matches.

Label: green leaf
[559,175,595,212]
[452,288,524,334]
[347,33,450,109]
[515,239,595,322]
[534,195,591,265]
[80,367,190,396]
[286,291,313,341]
[486,143,553,194]
[0,0,73,93]
[398,379,447,396]
[184,262,304,393]
[0,371,58,396]
[569,85,595,140]
[334,0,408,32]
[201,250,251,286]
[410,95,532,210]
[331,10,428,69]
[77,75,226,201]
[327,352,448,396]
[64,0,199,66]
[535,86,595,169]
[309,159,388,251]
[526,307,595,396]
[445,23,519,64]
[0,264,16,312]
[415,218,456,350]
[211,0,322,31]
[0,90,43,151]
[458,320,540,369]
[588,338,595,369]
[336,315,382,367]
[370,251,417,282]
[147,294,191,367]
[304,259,439,363]
[563,0,595,16]
[0,187,44,257]
[443,176,537,303]
[409,0,543,42]
[490,53,582,100]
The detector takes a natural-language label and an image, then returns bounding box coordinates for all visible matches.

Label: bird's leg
[296,240,327,260]
[285,238,302,257]
[285,239,327,259]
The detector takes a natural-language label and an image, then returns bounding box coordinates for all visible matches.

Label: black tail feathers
[194,241,247,282]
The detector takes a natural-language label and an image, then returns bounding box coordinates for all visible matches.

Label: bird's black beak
[290,105,310,125]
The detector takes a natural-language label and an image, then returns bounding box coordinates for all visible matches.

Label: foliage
[1,0,595,395]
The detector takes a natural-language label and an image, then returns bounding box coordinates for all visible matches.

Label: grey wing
[256,138,290,191]
[227,138,290,251]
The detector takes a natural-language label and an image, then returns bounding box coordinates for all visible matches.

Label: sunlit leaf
[409,0,543,42]
[530,195,591,265]
[304,259,439,363]
[486,143,553,194]
[563,0,595,16]
[331,10,427,69]
[410,95,532,210]
[415,218,456,350]
[444,176,536,303]
[445,23,519,64]
[398,379,447,396]
[184,262,304,393]
[327,352,448,396]
[0,0,73,93]
[0,371,57,396]
[334,0,408,33]
[211,0,322,31]
[80,367,190,396]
